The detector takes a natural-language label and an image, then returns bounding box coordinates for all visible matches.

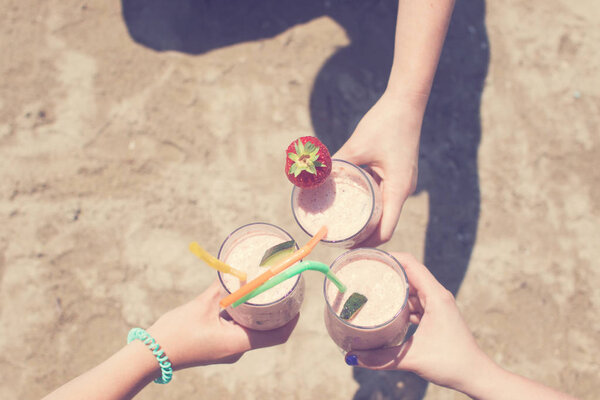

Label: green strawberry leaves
[288,139,326,177]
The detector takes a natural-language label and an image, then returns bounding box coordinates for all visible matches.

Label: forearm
[457,359,577,400]
[43,341,160,400]
[387,0,455,110]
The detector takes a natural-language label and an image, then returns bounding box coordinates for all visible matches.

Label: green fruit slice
[259,240,297,267]
[340,292,368,320]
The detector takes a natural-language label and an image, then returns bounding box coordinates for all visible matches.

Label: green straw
[232,260,346,308]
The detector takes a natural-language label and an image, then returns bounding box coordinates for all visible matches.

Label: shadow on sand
[121,0,489,398]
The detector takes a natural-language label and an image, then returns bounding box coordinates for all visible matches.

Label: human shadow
[121,0,489,398]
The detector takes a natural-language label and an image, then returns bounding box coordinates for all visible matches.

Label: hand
[148,280,299,370]
[346,253,494,391]
[334,92,422,246]
[42,281,298,400]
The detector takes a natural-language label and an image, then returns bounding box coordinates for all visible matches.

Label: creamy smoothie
[292,159,382,248]
[218,223,304,331]
[324,249,409,351]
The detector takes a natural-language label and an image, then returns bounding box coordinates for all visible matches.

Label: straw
[232,260,346,307]
[219,225,327,309]
[189,242,247,281]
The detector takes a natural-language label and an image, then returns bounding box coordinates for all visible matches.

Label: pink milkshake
[324,248,410,351]
[291,159,382,248]
[218,223,304,331]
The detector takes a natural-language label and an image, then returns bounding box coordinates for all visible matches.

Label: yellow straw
[219,226,327,309]
[189,242,247,281]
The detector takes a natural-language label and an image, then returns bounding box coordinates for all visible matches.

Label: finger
[332,140,371,166]
[407,295,424,316]
[389,253,443,304]
[359,198,405,247]
[230,313,300,352]
[408,282,419,296]
[357,172,409,247]
[196,279,222,305]
[362,165,383,186]
[346,337,415,371]
[377,179,409,243]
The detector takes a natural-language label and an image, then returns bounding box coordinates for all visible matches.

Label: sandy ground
[1,0,599,399]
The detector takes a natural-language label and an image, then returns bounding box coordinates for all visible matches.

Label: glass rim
[323,248,410,330]
[217,222,302,308]
[290,158,377,244]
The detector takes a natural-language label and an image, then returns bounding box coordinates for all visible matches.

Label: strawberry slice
[285,136,332,188]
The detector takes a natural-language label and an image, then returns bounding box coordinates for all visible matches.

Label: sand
[1,0,599,399]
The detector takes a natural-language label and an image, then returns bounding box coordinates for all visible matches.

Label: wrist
[125,339,163,383]
[379,87,428,129]
[453,353,506,399]
[384,77,430,114]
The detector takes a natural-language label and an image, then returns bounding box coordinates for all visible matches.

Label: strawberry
[285,136,332,188]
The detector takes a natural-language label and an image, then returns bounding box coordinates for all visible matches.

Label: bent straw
[189,242,247,281]
[232,260,346,307]
[219,225,327,309]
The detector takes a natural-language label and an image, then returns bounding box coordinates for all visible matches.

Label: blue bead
[345,354,358,366]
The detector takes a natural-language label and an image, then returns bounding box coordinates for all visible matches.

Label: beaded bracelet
[127,328,173,384]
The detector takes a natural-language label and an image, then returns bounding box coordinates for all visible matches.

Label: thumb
[359,176,409,247]
[332,139,371,166]
[378,177,410,242]
[344,338,415,371]
[197,279,222,302]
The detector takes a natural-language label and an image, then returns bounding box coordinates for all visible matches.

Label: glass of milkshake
[218,222,305,331]
[291,159,382,248]
[323,248,410,351]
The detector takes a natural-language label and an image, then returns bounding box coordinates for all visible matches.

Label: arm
[43,280,298,400]
[346,253,577,400]
[42,342,160,400]
[387,0,455,106]
[335,0,455,246]
[465,365,578,400]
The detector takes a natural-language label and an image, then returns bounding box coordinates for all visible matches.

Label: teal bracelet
[127,328,173,384]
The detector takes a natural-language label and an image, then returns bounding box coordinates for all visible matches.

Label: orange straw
[219,225,327,309]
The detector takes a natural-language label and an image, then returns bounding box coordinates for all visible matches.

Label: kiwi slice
[340,292,368,320]
[259,240,296,267]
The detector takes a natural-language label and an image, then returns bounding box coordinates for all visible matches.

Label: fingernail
[345,354,358,366]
